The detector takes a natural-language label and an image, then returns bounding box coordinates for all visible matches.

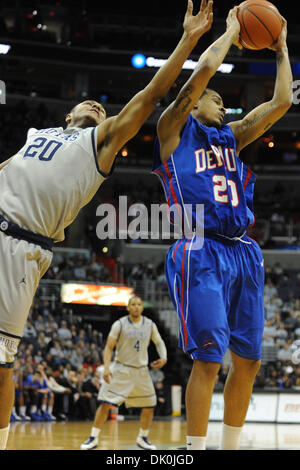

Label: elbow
[196,58,215,77]
[273,95,293,111]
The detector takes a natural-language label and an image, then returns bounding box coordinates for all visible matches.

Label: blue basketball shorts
[165,234,265,363]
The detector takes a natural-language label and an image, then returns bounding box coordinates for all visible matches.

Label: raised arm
[229,19,293,155]
[157,7,241,161]
[96,0,213,174]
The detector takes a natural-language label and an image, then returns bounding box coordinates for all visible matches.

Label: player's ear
[65,113,72,125]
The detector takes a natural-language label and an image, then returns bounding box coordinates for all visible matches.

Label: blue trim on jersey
[0,362,14,369]
[0,215,53,252]
[91,127,116,178]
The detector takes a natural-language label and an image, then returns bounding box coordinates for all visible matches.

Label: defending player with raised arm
[153,7,292,451]
[64,0,213,176]
[0,0,213,451]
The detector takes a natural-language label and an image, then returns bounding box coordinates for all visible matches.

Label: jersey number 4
[212,175,239,207]
[24,138,63,161]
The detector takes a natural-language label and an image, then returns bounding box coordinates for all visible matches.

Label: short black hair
[128,295,143,305]
[199,88,215,100]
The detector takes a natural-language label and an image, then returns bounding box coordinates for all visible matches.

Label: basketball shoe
[80,436,98,450]
[136,436,157,450]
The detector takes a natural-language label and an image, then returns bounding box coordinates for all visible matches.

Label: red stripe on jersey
[163,161,182,223]
[180,240,189,349]
[154,168,174,222]
[243,168,253,190]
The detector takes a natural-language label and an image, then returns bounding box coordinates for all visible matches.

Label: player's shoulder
[142,316,155,327]
[115,315,128,325]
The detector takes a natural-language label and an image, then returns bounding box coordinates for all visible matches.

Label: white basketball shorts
[0,232,52,367]
[98,362,157,408]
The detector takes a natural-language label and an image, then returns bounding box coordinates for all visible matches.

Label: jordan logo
[20,276,26,285]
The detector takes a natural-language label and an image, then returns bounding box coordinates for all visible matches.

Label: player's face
[66,100,106,128]
[127,297,144,320]
[195,91,226,128]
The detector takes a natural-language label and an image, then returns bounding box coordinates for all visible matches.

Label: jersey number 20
[24,138,63,161]
[213,175,239,207]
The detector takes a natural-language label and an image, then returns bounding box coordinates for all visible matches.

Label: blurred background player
[80,296,167,450]
[153,7,292,450]
[0,0,214,450]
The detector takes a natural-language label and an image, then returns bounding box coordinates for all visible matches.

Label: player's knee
[0,367,13,388]
[193,360,221,382]
[232,357,261,378]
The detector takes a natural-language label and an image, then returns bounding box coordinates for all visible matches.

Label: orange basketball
[237,0,283,50]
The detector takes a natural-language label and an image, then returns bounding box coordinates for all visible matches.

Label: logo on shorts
[200,339,217,350]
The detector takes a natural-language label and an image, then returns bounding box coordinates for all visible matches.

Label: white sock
[31,405,37,413]
[139,428,149,438]
[186,436,207,450]
[220,423,243,450]
[42,404,47,413]
[48,405,53,414]
[91,427,101,439]
[0,426,10,450]
[20,406,26,415]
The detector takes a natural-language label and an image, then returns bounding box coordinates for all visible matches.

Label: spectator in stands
[23,369,44,421]
[49,341,66,366]
[73,370,99,420]
[45,315,58,336]
[275,322,289,345]
[45,367,72,420]
[283,311,299,335]
[70,346,84,369]
[23,319,37,340]
[89,329,103,350]
[34,314,46,333]
[265,367,280,389]
[264,278,278,301]
[262,319,278,345]
[154,380,167,416]
[36,332,49,354]
[57,320,72,341]
[277,341,294,361]
[272,262,284,285]
[11,360,31,422]
[36,365,56,420]
[293,366,300,390]
[279,370,293,389]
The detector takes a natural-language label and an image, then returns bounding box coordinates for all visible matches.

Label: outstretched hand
[183,0,213,43]
[226,6,243,50]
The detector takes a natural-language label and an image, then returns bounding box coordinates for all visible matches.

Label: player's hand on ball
[268,17,287,51]
[183,0,213,42]
[226,6,243,50]
[150,359,167,370]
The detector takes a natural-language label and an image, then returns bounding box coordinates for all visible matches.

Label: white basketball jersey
[111,315,155,368]
[0,126,106,242]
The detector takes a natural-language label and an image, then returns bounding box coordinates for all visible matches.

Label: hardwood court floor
[6,418,300,451]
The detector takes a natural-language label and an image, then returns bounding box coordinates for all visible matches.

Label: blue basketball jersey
[153,114,256,238]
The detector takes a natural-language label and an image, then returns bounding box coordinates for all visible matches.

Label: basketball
[237,0,283,50]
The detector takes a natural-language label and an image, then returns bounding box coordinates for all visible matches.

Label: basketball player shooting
[0,0,213,450]
[153,7,292,450]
